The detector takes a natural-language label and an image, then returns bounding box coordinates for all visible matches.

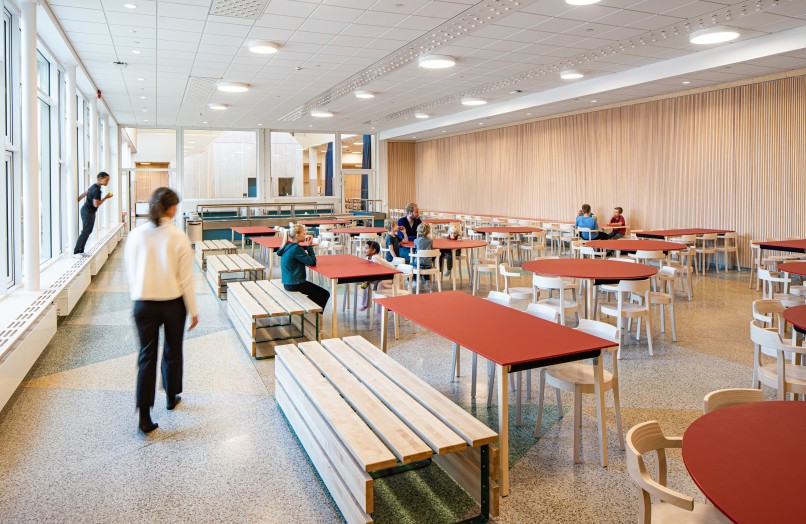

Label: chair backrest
[526,303,559,322]
[679,234,697,243]
[389,256,406,266]
[610,257,636,263]
[635,250,665,260]
[752,299,784,327]
[626,420,695,521]
[486,291,511,306]
[618,278,650,293]
[576,319,619,343]
[533,275,566,291]
[580,246,600,258]
[358,233,379,240]
[410,249,440,268]
[498,263,519,278]
[491,232,510,241]
[703,388,764,414]
[749,320,797,354]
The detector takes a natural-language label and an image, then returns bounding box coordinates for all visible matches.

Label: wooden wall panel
[414,77,806,266]
[387,141,416,209]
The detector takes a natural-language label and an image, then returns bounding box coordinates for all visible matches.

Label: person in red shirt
[606,207,626,239]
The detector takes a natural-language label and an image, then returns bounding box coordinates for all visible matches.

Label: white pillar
[102,114,110,228]
[89,97,98,237]
[21,0,39,291]
[65,65,78,248]
[308,147,318,196]
[0,4,7,295]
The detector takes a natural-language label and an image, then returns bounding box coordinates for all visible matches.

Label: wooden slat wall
[414,77,806,266]
[387,141,416,209]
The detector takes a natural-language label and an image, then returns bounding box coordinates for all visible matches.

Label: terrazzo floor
[0,243,775,523]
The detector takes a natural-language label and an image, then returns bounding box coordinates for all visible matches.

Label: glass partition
[183,129,256,199]
[270,132,334,197]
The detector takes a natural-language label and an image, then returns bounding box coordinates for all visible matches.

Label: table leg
[587,278,594,320]
[331,279,338,338]
[380,306,388,352]
[251,237,255,258]
[593,353,608,467]
[498,364,510,497]
[451,249,458,291]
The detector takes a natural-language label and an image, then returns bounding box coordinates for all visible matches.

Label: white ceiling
[47,0,806,137]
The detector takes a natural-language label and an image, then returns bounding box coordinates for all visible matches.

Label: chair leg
[646,313,654,356]
[536,369,546,437]
[526,370,532,401]
[516,371,523,426]
[486,360,495,407]
[471,352,478,399]
[670,303,677,342]
[612,380,625,451]
[451,343,460,381]
[573,386,582,464]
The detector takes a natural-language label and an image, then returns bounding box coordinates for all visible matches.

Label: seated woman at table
[606,207,626,240]
[440,225,461,277]
[384,219,401,263]
[360,241,393,311]
[277,225,330,310]
[575,204,599,240]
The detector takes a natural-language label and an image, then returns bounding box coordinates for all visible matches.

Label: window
[270,132,334,197]
[183,130,256,199]
[38,99,51,261]
[3,10,10,142]
[4,154,11,286]
[36,50,48,95]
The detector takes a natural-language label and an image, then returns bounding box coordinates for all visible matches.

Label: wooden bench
[275,336,499,523]
[195,239,237,270]
[227,279,322,359]
[206,254,265,299]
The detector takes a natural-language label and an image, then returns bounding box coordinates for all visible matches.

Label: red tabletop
[422,218,458,224]
[253,236,310,249]
[475,226,543,234]
[778,261,806,276]
[297,219,351,226]
[683,402,806,523]
[783,305,806,332]
[401,239,488,250]
[586,239,687,252]
[523,258,657,281]
[329,227,387,235]
[307,254,400,281]
[636,228,733,238]
[373,291,616,369]
[231,226,279,235]
[753,239,806,254]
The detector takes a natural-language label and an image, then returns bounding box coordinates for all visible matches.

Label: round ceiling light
[414,112,430,119]
[355,90,375,99]
[311,109,334,118]
[461,97,486,106]
[217,82,250,93]
[565,0,601,5]
[689,26,740,45]
[248,41,280,54]
[208,103,228,111]
[560,69,585,80]
[418,55,456,69]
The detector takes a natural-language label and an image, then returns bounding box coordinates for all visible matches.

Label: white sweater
[124,219,198,317]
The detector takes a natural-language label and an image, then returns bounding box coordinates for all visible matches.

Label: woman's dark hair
[366,241,380,254]
[149,187,180,226]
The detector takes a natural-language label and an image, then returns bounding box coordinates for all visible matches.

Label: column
[65,65,78,248]
[89,97,98,237]
[21,0,39,291]
[309,147,318,196]
[102,114,110,228]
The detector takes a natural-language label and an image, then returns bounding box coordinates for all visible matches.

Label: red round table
[586,239,687,253]
[298,219,350,226]
[475,226,542,234]
[783,304,806,334]
[329,227,387,236]
[683,402,806,523]
[422,218,458,224]
[523,258,657,319]
[778,261,806,277]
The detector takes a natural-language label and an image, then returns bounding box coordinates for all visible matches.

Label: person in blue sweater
[397,202,421,262]
[575,204,599,240]
[276,225,330,310]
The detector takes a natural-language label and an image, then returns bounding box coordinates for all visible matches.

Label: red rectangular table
[230,226,280,254]
[753,238,806,254]
[374,291,618,496]
[635,228,732,239]
[306,254,400,338]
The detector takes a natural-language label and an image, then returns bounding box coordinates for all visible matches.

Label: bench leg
[456,444,490,524]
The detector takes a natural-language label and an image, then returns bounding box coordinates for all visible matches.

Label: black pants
[284,281,330,311]
[440,249,461,270]
[134,298,187,408]
[74,207,96,254]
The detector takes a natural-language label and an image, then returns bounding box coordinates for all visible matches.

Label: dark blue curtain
[361,134,371,210]
[325,142,333,196]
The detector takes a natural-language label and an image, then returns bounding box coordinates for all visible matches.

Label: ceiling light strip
[370,0,780,125]
[277,0,540,122]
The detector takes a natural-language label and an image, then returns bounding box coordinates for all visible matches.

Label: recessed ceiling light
[139,96,146,99]
[565,0,601,5]
[355,90,375,99]
[140,108,147,112]
[136,77,144,81]
[418,55,456,69]
[132,49,141,54]
[690,26,740,45]
[124,3,137,8]
[412,136,416,139]
[414,112,430,119]
[461,97,486,106]
[218,82,249,93]
[682,81,691,84]
[140,162,151,165]
[309,124,313,127]
[441,130,446,133]
[526,113,532,116]
[143,119,149,123]
[202,121,208,124]
[311,109,334,117]
[353,141,363,145]
[591,99,597,102]
[258,123,263,126]
[477,122,484,125]
[208,103,228,111]
[561,69,584,80]
[248,41,280,54]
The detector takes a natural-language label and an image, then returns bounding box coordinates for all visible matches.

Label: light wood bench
[275,335,499,524]
[227,279,322,359]
[206,254,265,299]
[195,239,237,270]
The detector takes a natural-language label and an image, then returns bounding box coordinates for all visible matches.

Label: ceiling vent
[209,0,269,19]
[181,76,220,107]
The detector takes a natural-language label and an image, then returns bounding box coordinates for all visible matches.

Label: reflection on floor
[0,243,769,523]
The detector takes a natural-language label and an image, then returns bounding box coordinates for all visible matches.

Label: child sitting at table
[413,223,434,269]
[360,240,393,310]
[441,225,461,277]
[384,219,401,263]
[575,204,599,240]
[607,207,626,240]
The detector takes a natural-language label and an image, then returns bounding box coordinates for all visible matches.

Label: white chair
[580,245,606,259]
[353,232,380,255]
[560,224,578,254]
[626,420,732,524]
[599,279,653,358]
[641,266,677,342]
[629,249,666,267]
[532,275,580,326]
[410,249,442,294]
[668,246,695,300]
[518,231,546,264]
[319,232,345,255]
[490,232,513,265]
[703,388,764,414]
[471,244,502,295]
[536,320,623,464]
[716,232,740,271]
[695,233,718,273]
[543,223,562,254]
[757,268,805,307]
[499,264,531,300]
[370,264,414,339]
[522,303,561,403]
[749,321,806,400]
[749,239,764,290]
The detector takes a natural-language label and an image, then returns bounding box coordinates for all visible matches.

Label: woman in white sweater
[124,187,198,433]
